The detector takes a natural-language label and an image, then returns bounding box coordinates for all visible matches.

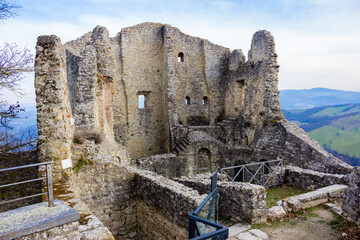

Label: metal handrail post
[263,161,282,186]
[46,163,54,207]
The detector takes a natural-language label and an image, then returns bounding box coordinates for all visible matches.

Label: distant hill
[282,104,360,166]
[1,103,38,151]
[280,88,360,109]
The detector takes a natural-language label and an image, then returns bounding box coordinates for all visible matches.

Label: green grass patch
[331,114,360,130]
[309,125,360,158]
[311,104,360,117]
[266,185,310,208]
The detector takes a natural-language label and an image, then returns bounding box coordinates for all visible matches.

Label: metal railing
[0,161,54,207]
[189,172,229,240]
[220,159,283,188]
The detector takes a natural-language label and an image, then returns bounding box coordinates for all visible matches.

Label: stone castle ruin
[31,22,359,239]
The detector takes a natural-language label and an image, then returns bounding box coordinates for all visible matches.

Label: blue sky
[1,0,359,104]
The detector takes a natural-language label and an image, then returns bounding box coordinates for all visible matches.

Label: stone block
[228,223,251,237]
[248,229,269,240]
[267,206,286,220]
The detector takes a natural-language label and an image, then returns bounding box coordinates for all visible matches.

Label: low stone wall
[128,166,205,231]
[285,166,347,190]
[176,176,267,224]
[342,167,360,224]
[277,184,348,213]
[133,153,185,178]
[136,201,188,240]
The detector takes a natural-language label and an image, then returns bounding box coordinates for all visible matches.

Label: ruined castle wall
[120,23,168,158]
[64,32,92,114]
[166,26,229,127]
[133,153,186,178]
[35,35,74,190]
[241,30,283,145]
[112,34,129,147]
[71,152,137,240]
[203,40,230,124]
[225,49,246,118]
[168,26,209,126]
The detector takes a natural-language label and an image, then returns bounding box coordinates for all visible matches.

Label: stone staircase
[174,136,191,155]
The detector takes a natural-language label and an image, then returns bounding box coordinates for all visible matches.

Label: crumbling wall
[240,30,283,145]
[164,25,229,127]
[127,166,205,239]
[177,176,267,224]
[120,23,168,158]
[285,166,347,190]
[133,153,185,178]
[342,167,360,224]
[70,144,136,239]
[35,34,74,196]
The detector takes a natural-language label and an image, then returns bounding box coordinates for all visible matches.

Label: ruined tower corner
[248,30,277,64]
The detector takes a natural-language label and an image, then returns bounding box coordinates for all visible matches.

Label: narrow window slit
[178,52,184,62]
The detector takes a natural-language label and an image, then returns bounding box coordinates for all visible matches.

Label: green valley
[282,104,360,166]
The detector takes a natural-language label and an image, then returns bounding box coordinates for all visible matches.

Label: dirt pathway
[257,208,343,240]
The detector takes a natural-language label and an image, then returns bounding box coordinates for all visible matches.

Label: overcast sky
[1,0,359,104]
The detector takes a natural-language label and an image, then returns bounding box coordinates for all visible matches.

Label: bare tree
[0,0,33,98]
[0,1,36,157]
[0,0,20,21]
[0,43,33,95]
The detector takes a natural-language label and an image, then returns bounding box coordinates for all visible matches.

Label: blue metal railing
[188,172,228,240]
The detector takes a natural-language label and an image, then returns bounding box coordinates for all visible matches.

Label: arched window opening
[185,96,190,105]
[202,96,208,105]
[178,52,184,62]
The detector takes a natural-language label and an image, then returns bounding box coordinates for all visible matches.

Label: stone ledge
[277,184,348,212]
[0,199,80,240]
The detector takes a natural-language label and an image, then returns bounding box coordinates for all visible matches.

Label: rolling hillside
[280,88,360,109]
[282,104,360,166]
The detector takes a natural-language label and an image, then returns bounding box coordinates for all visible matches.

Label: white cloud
[1,0,359,104]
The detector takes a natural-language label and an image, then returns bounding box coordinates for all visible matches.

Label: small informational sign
[61,158,72,169]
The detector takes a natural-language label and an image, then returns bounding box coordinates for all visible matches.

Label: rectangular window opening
[138,94,145,109]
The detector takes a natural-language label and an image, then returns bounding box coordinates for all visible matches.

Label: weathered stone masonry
[34,22,359,239]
